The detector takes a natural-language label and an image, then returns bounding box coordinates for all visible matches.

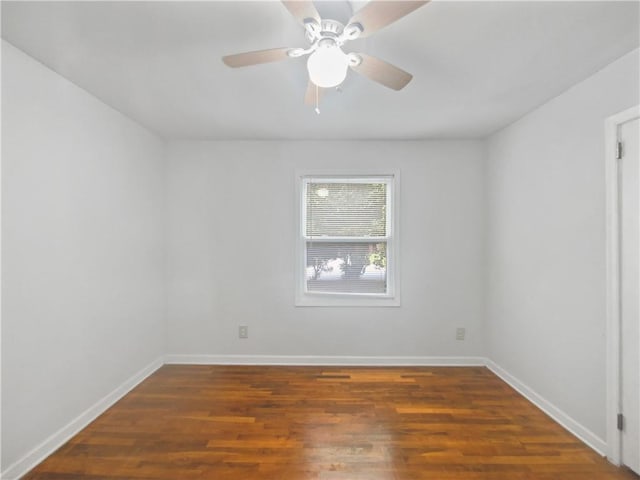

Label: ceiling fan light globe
[306,47,348,88]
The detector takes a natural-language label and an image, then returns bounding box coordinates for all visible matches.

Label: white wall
[486,49,640,441]
[1,41,166,469]
[166,140,486,359]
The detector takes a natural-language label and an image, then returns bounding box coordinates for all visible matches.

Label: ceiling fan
[222,1,429,110]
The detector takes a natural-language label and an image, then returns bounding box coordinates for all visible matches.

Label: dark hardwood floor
[23,365,638,479]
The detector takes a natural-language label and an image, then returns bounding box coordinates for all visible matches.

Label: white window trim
[295,169,401,307]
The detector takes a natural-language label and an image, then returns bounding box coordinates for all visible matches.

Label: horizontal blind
[304,179,390,295]
[305,182,387,237]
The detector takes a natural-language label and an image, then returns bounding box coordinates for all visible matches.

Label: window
[296,173,399,307]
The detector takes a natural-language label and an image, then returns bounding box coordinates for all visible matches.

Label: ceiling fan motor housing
[304,18,362,46]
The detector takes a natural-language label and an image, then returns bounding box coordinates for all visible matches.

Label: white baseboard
[1,356,164,480]
[485,358,607,455]
[164,354,487,366]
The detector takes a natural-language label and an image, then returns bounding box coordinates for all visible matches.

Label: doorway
[606,105,640,472]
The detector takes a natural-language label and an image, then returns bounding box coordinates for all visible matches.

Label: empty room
[1,0,640,479]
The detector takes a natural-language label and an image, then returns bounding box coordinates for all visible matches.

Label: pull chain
[315,84,320,115]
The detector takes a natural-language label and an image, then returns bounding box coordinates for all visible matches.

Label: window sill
[295,294,401,307]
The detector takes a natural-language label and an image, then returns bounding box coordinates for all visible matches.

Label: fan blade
[304,80,325,106]
[222,48,292,68]
[350,53,413,90]
[281,1,321,26]
[348,1,429,38]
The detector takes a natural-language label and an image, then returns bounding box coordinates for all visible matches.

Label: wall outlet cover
[239,326,248,339]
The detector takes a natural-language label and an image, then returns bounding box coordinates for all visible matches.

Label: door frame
[605,105,640,465]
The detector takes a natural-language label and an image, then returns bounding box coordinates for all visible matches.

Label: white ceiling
[2,1,639,140]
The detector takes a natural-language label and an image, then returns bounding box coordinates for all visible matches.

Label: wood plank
[22,366,638,479]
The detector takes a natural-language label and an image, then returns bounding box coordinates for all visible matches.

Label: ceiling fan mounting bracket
[287,47,308,58]
[343,23,363,41]
[347,53,362,67]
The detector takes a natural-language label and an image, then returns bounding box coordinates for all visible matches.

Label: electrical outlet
[456,327,466,341]
[239,326,248,339]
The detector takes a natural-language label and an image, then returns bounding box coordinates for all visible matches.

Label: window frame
[295,170,400,307]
